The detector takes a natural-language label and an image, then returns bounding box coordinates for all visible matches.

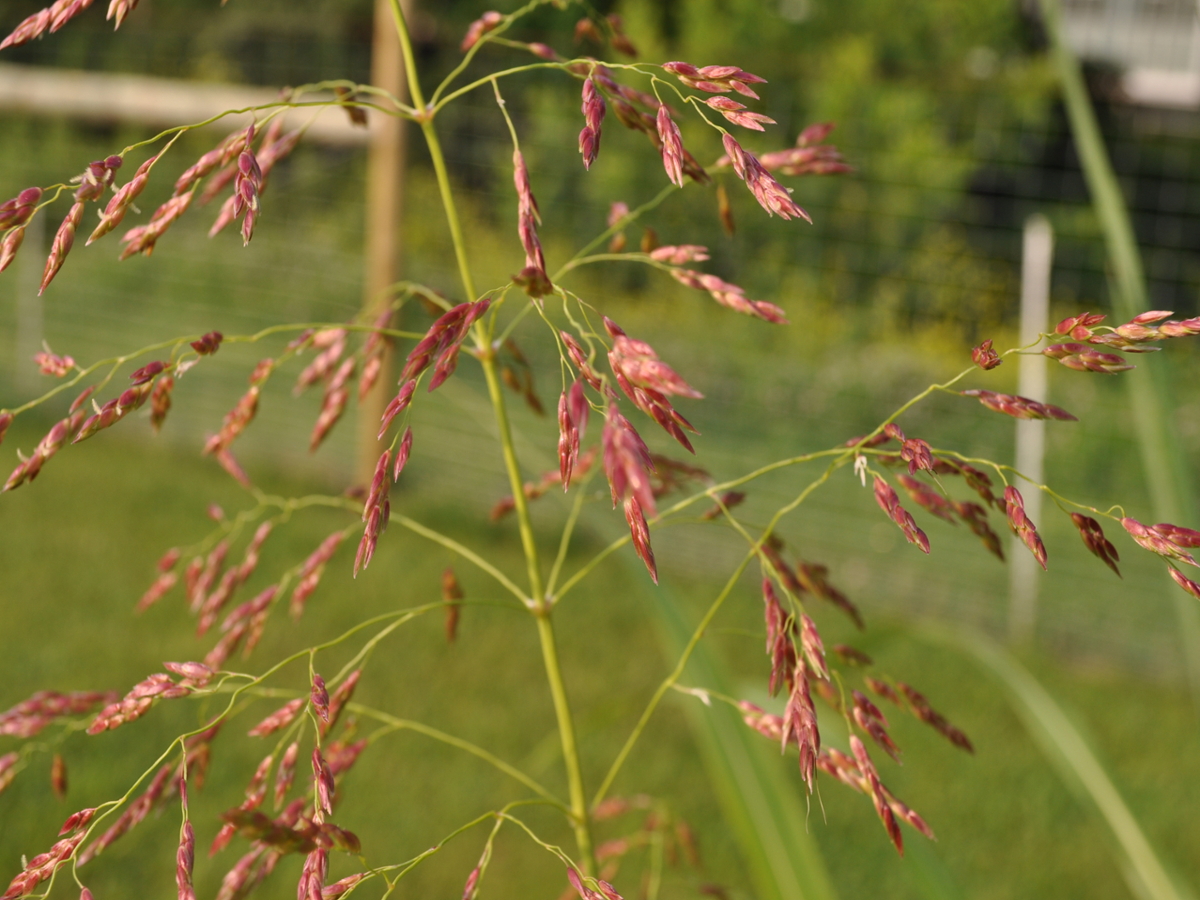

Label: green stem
[388,3,594,870]
[535,613,595,872]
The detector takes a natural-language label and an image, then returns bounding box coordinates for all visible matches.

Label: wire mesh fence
[3,0,1200,680]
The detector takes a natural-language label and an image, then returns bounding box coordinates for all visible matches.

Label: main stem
[388,0,594,871]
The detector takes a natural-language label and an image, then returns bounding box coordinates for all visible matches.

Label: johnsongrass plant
[4,2,1200,898]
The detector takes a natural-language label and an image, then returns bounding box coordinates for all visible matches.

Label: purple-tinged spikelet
[655,106,685,188]
[971,339,1002,370]
[0,187,42,229]
[248,698,305,737]
[1004,486,1046,569]
[704,96,775,131]
[782,663,820,791]
[962,389,1076,421]
[670,268,788,323]
[311,674,330,724]
[291,532,345,618]
[1168,566,1200,600]
[322,670,360,737]
[190,331,223,355]
[579,77,606,170]
[204,386,259,455]
[0,413,12,448]
[274,741,299,809]
[1070,513,1120,576]
[602,405,657,516]
[89,155,156,245]
[605,316,702,452]
[721,134,811,222]
[623,496,657,583]
[460,10,502,51]
[1121,517,1200,567]
[662,61,767,99]
[34,350,75,377]
[5,412,84,491]
[39,201,84,294]
[1043,342,1133,373]
[354,450,391,576]
[873,475,930,553]
[0,225,27,273]
[648,244,709,265]
[512,149,546,275]
[311,749,335,818]
[106,0,141,29]
[120,191,192,259]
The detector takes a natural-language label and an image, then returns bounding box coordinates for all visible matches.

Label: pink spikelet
[761,578,796,695]
[89,155,156,245]
[311,749,335,818]
[704,96,775,131]
[721,134,811,222]
[1121,517,1200,567]
[321,670,360,737]
[602,404,657,517]
[460,10,502,51]
[392,426,413,482]
[873,475,930,553]
[34,349,75,377]
[290,532,345,618]
[605,316,702,451]
[229,140,264,246]
[39,201,83,294]
[0,414,12,450]
[310,673,330,724]
[106,0,141,29]
[850,735,903,854]
[579,77,606,170]
[175,128,250,196]
[649,244,709,265]
[670,268,788,323]
[1,7,54,49]
[513,149,546,275]
[248,698,305,737]
[120,192,193,259]
[0,227,26,273]
[274,741,299,808]
[73,156,122,203]
[0,188,42,230]
[558,381,588,489]
[662,61,767,99]
[310,358,354,451]
[624,496,657,583]
[962,389,1076,421]
[204,385,259,456]
[656,106,685,188]
[1005,486,1047,569]
[354,450,391,576]
[5,412,84,491]
[177,785,196,900]
[781,662,819,791]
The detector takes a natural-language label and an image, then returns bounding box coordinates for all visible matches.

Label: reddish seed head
[311,674,330,723]
[971,339,1002,370]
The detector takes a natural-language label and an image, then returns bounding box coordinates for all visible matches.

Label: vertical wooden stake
[356,0,411,483]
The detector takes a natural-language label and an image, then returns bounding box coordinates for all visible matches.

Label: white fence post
[1010,214,1053,644]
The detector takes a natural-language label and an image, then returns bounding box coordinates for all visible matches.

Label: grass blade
[649,579,839,900]
[930,626,1196,900]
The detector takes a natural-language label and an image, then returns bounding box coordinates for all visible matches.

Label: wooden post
[1009,214,1053,645]
[356,0,411,483]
